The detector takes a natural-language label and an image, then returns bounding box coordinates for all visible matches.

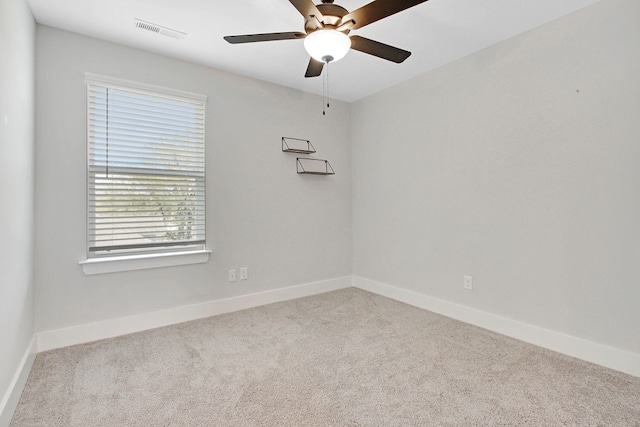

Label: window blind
[86,75,206,255]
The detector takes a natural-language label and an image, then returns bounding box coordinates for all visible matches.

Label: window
[85,74,207,261]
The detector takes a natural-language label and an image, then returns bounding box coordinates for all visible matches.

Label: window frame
[80,73,210,274]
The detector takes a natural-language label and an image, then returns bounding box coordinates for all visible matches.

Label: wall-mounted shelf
[297,157,335,175]
[282,137,316,154]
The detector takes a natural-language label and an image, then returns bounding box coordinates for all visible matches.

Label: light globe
[304,29,351,63]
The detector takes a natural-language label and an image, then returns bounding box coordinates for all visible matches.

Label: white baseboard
[37,276,352,352]
[354,276,640,378]
[0,336,37,427]
[28,274,639,400]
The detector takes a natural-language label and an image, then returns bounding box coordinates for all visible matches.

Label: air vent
[134,19,186,40]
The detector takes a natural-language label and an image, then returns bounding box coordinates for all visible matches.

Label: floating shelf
[297,157,335,175]
[282,137,316,154]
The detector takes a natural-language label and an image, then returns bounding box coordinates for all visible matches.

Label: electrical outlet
[464,275,473,290]
[228,269,237,282]
[240,267,248,280]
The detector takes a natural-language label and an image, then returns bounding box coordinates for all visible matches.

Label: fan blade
[340,0,429,30]
[289,0,324,21]
[349,36,411,63]
[305,58,324,78]
[224,32,306,44]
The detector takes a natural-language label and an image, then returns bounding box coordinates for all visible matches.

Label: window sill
[79,249,211,275]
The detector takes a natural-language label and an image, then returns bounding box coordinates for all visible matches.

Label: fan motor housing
[305,3,349,34]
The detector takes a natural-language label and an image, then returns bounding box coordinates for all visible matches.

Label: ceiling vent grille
[134,19,186,40]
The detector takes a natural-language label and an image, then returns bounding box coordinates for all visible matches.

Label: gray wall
[352,0,640,354]
[0,0,35,410]
[35,26,352,331]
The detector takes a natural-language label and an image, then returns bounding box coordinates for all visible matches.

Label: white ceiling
[27,0,601,102]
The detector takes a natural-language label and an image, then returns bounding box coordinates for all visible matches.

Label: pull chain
[326,61,330,110]
[322,62,326,115]
[322,61,330,116]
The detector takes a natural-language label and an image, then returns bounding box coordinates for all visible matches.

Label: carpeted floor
[11,288,640,426]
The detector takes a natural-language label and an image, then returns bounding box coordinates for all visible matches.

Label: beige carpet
[11,288,640,426]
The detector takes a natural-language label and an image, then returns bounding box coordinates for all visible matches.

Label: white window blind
[86,74,207,256]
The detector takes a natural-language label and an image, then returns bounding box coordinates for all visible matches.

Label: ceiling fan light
[304,29,351,63]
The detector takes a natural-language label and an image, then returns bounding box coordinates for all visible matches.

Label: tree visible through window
[86,74,207,257]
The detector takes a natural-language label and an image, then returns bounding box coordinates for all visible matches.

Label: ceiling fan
[223,0,430,78]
